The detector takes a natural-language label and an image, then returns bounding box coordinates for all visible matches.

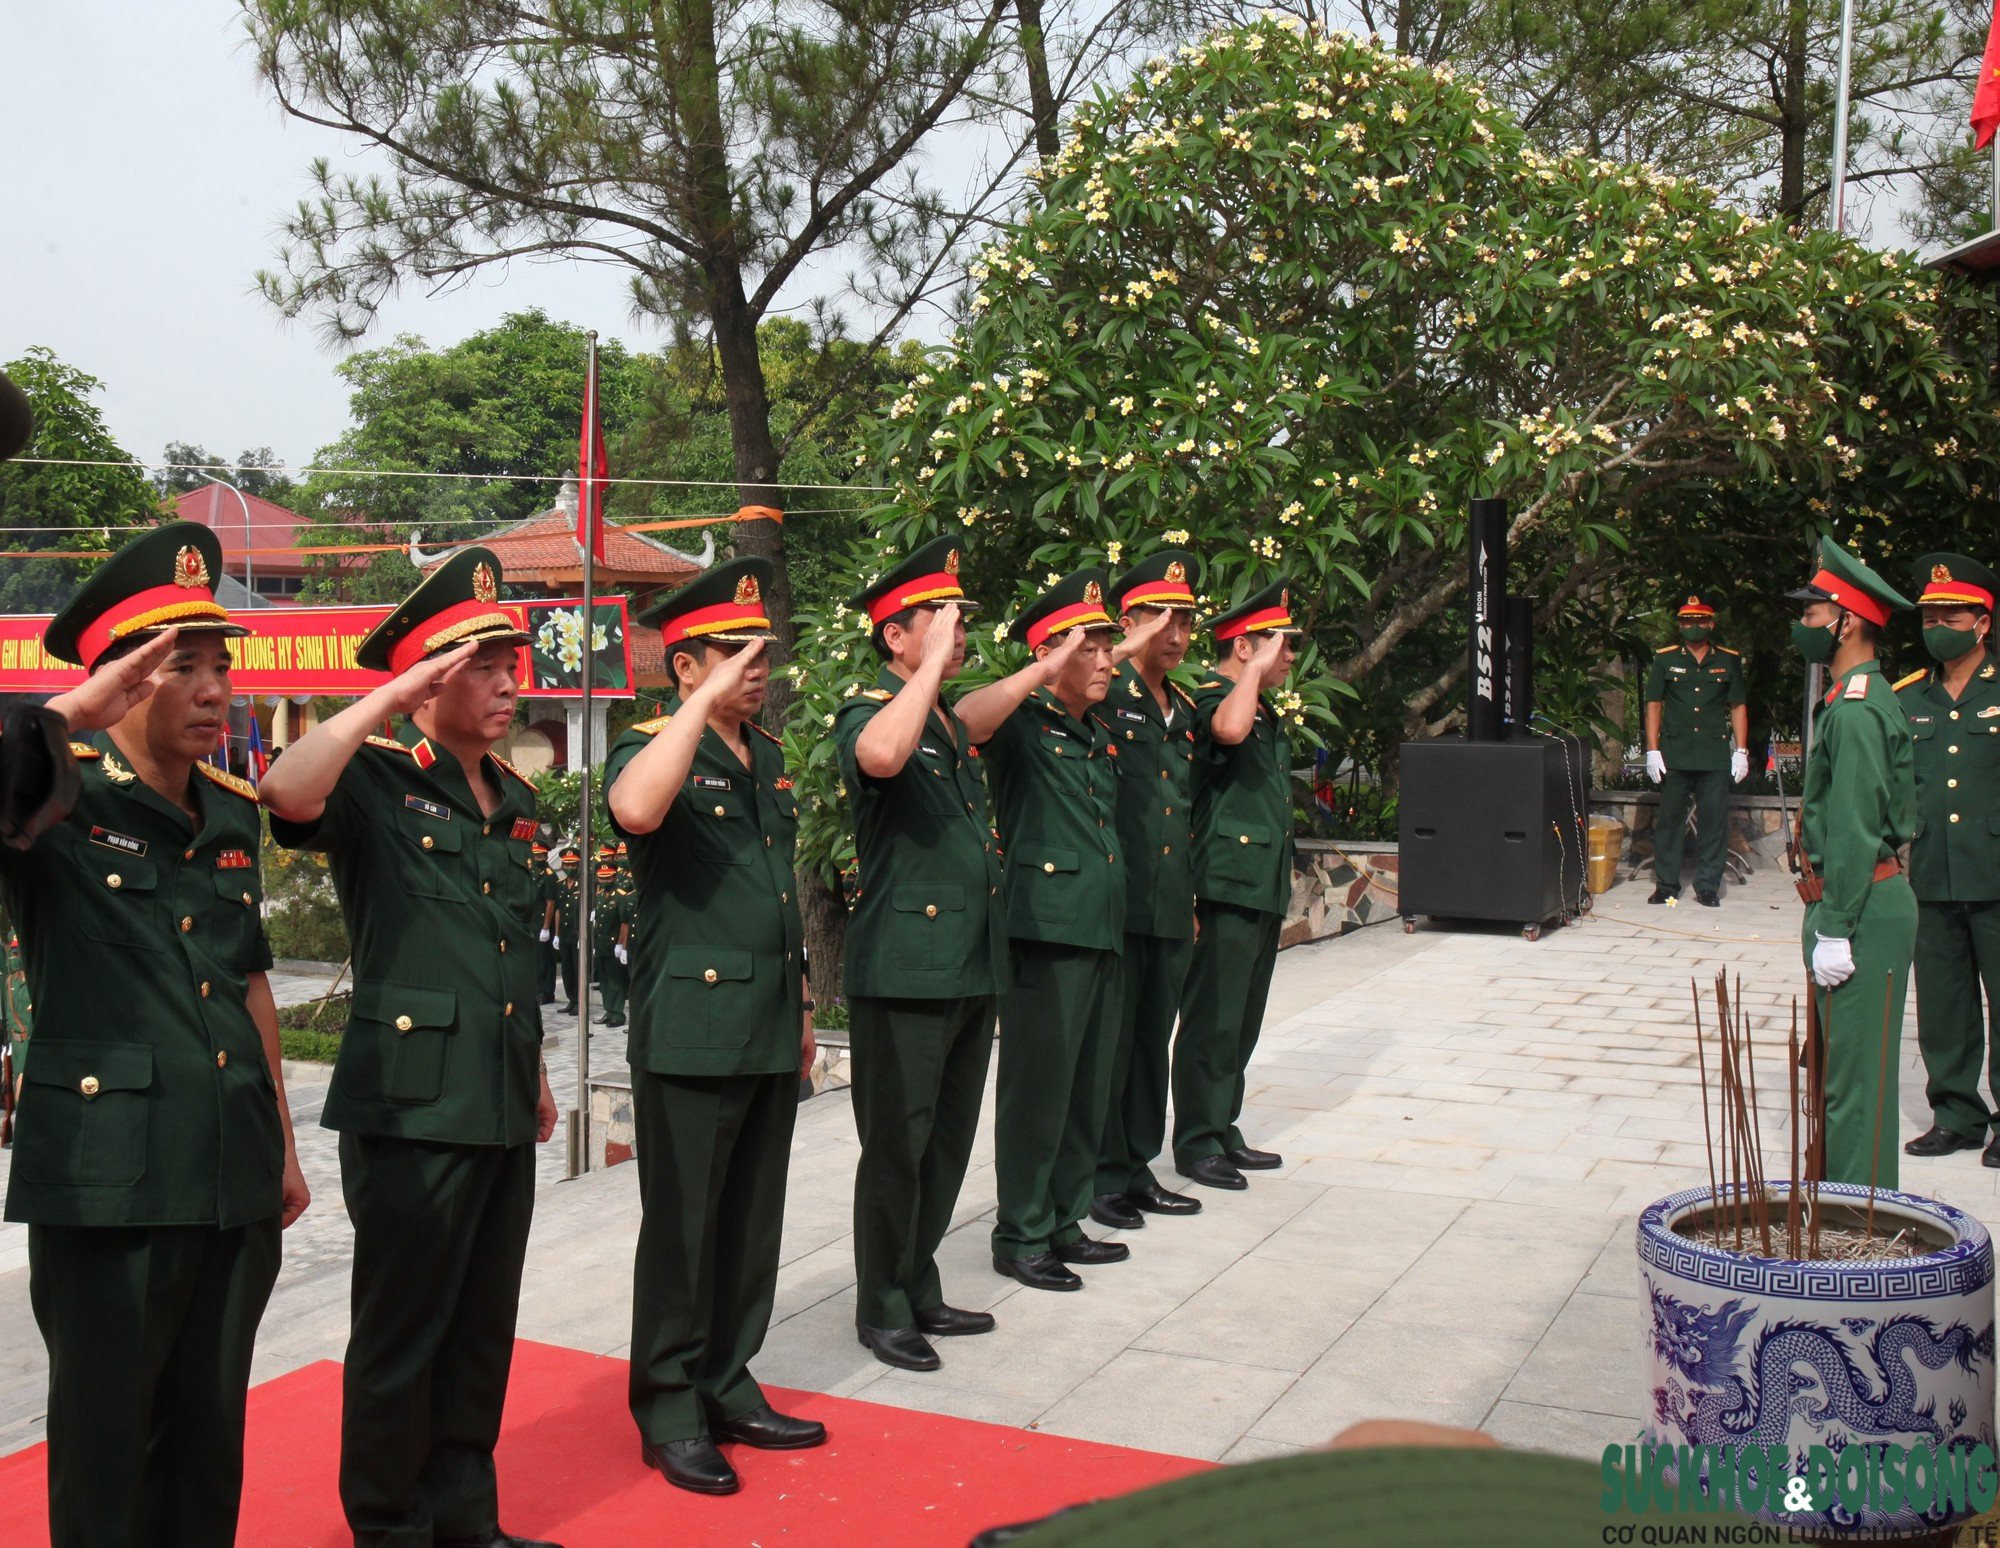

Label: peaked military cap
[1912,552,1997,612]
[638,555,776,648]
[849,534,981,625]
[1016,568,1117,652]
[1675,590,1719,619]
[558,844,581,865]
[0,372,31,464]
[45,520,248,669]
[1785,536,1912,627]
[357,546,529,675]
[1110,549,1200,614]
[1207,577,1304,641]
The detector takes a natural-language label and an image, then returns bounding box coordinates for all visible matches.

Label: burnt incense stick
[1693,980,1720,1245]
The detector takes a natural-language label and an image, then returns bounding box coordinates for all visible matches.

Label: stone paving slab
[0,863,1976,1475]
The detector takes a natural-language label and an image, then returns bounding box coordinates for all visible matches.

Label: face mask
[1679,625,1711,644]
[1924,625,1983,663]
[1791,619,1839,665]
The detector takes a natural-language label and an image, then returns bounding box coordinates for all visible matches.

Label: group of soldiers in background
[530,838,635,1024]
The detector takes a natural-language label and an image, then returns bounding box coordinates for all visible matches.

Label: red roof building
[170,483,324,603]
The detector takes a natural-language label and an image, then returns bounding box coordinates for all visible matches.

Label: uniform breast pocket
[891,883,971,970]
[689,792,750,865]
[1012,844,1080,924]
[342,982,457,1104]
[1210,823,1274,886]
[211,872,263,968]
[76,855,163,951]
[664,945,753,1047]
[397,810,464,899]
[14,1040,153,1187]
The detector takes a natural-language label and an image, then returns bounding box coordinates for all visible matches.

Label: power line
[10,457,888,494]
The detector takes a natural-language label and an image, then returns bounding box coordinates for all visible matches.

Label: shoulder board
[748,721,783,745]
[1169,682,1197,708]
[1198,678,1225,690]
[69,742,100,760]
[629,715,671,736]
[1654,644,1680,654]
[1715,646,1740,656]
[1843,674,1870,701]
[489,753,536,789]
[196,763,260,801]
[364,734,416,757]
[1892,669,1928,691]
[861,688,894,702]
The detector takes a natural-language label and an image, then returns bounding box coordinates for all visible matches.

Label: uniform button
[1951,745,1960,754]
[421,836,435,849]
[714,805,726,817]
[1950,778,1959,788]
[781,891,789,903]
[991,885,999,895]
[505,1001,514,1016]
[183,848,194,860]
[925,904,939,917]
[1951,710,1960,720]
[106,874,122,889]
[482,882,492,895]
[1164,806,1173,815]
[1126,730,1135,740]
[1107,853,1116,863]
[200,981,211,998]
[80,1075,99,1096]
[499,938,508,953]
[1043,862,1056,873]
[242,891,253,906]
[483,823,491,835]
[215,1050,228,1069]
[1163,844,1172,855]
[765,836,772,847]
[1159,770,1169,779]
[395,1015,413,1030]
[1951,813,1962,823]
[180,916,194,932]
[703,968,719,983]
[1239,835,1250,845]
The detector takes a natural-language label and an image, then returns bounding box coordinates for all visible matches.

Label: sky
[0,3,655,473]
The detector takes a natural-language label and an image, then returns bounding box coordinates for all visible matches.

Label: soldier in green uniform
[1787,539,1918,1189]
[531,839,559,1005]
[605,557,824,1496]
[958,569,1129,1291]
[4,928,29,1089]
[260,547,561,1548]
[1086,552,1204,1232]
[1173,580,1301,1191]
[592,846,628,1026]
[549,844,582,1013]
[1643,591,1750,907]
[836,536,1007,1371]
[0,521,310,1547]
[1897,554,2000,1163]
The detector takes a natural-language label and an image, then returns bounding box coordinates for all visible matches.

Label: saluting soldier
[1897,554,2000,1163]
[1643,590,1750,907]
[836,537,1007,1371]
[1173,581,1301,1191]
[605,558,824,1496]
[958,569,1129,1291]
[1087,552,1204,1232]
[592,845,628,1027]
[532,839,560,1005]
[1,521,309,1547]
[1787,539,1918,1189]
[260,548,561,1548]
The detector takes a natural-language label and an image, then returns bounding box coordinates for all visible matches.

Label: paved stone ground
[0,864,1976,1470]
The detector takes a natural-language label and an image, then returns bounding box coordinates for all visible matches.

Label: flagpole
[573,330,598,1180]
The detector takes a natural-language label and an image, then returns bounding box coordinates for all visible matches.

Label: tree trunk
[802,873,846,1005]
[1776,0,1809,224]
[1015,0,1060,163]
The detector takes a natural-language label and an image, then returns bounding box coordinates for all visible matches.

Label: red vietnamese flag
[1976,0,2000,148]
[576,341,608,562]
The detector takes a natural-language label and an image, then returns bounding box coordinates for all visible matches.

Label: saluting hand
[694,637,766,703]
[917,602,961,676]
[1249,630,1287,687]
[1116,606,1171,661]
[1034,626,1085,686]
[377,639,480,718]
[44,628,179,734]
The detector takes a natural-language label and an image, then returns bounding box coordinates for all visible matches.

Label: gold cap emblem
[734,574,762,607]
[472,562,499,603]
[1084,580,1104,608]
[1934,563,1954,583]
[945,548,961,576]
[1280,587,1290,611]
[1686,594,1700,608]
[1165,561,1187,585]
[173,545,209,590]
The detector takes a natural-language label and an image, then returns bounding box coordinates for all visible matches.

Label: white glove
[1812,934,1855,989]
[615,944,628,965]
[1645,750,1666,784]
[1731,749,1749,784]
[539,928,550,943]
[552,936,561,951]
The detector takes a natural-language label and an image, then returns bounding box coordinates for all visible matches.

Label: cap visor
[1784,585,1833,604]
[149,619,252,641]
[690,627,778,644]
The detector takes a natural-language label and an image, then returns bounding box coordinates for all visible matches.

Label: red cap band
[1807,568,1889,628]
[1025,601,1114,651]
[75,582,232,669]
[387,599,526,676]
[660,598,773,647]
[1919,580,1994,609]
[1214,605,1294,641]
[1676,603,1715,619]
[867,572,966,626]
[1120,582,1198,609]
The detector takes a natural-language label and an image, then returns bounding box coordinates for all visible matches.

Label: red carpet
[0,1339,1206,1546]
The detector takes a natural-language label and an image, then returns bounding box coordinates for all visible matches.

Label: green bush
[275,991,348,1063]
[262,839,349,963]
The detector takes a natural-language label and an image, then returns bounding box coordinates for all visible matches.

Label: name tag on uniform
[693,775,731,790]
[1669,666,1687,675]
[1042,725,1070,740]
[1980,706,2000,719]
[215,849,253,870]
[89,827,147,857]
[919,744,940,757]
[1117,709,1146,723]
[404,795,450,820]
[1910,715,1933,725]
[509,818,538,841]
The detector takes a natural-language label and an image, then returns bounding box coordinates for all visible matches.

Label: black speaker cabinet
[1398,736,1588,939]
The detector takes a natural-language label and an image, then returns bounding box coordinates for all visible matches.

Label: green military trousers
[629,1069,795,1444]
[29,1217,280,1548]
[597,944,627,1022]
[536,935,558,1005]
[849,995,996,1329]
[993,943,1121,1259]
[1804,874,1918,1190]
[1655,767,1730,893]
[1097,932,1193,1198]
[1913,897,2000,1142]
[1174,901,1282,1166]
[558,939,579,1010]
[339,1134,536,1548]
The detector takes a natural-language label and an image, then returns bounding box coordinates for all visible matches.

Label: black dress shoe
[857,1323,941,1370]
[993,1252,1083,1291]
[713,1404,826,1449]
[1129,1180,1201,1215]
[436,1532,565,1548]
[602,1014,626,1027]
[1088,1191,1145,1230]
[1176,1155,1247,1190]
[560,1002,578,1015]
[1696,890,1720,908]
[1226,1146,1283,1170]
[641,1438,739,1495]
[1648,886,1678,905]
[1906,1124,1984,1158]
[1984,1137,2000,1169]
[1053,1236,1130,1265]
[914,1304,996,1337]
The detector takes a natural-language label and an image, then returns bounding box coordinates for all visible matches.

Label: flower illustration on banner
[526,601,630,692]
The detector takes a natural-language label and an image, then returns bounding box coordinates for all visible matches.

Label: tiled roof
[171,484,320,576]
[442,508,708,589]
